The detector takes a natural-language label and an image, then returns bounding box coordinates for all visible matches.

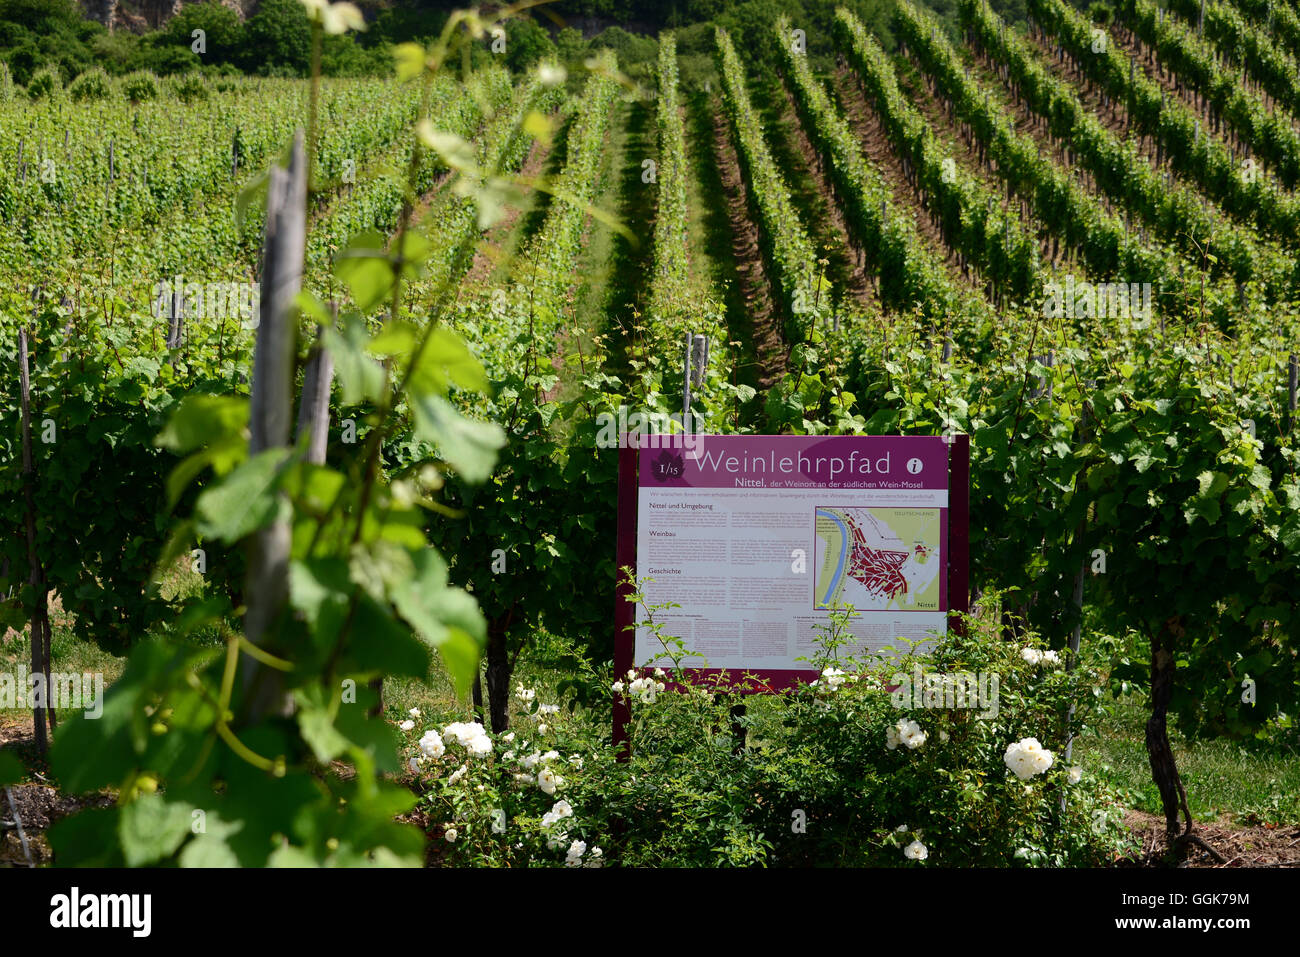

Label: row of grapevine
[642,34,741,431]
[0,73,512,398]
[895,0,1259,325]
[416,73,563,302]
[1229,0,1300,66]
[1160,0,1300,119]
[716,26,833,340]
[1115,0,1300,187]
[957,0,1296,299]
[772,16,977,323]
[422,59,626,730]
[836,8,1052,309]
[1026,0,1300,245]
[304,68,517,290]
[0,79,427,264]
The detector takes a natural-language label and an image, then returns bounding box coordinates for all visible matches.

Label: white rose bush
[393,590,1130,866]
[739,604,1131,866]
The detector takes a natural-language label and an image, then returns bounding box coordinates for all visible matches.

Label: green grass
[1074,694,1300,826]
[1,624,127,726]
[380,630,597,747]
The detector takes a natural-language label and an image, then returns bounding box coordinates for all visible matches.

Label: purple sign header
[638,435,951,490]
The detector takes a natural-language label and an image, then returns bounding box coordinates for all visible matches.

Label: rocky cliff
[80,0,256,33]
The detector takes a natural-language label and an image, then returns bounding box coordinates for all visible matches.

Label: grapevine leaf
[195,448,290,542]
[119,794,195,867]
[410,393,505,483]
[324,314,387,406]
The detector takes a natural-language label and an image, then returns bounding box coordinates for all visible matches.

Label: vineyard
[1,0,1299,871]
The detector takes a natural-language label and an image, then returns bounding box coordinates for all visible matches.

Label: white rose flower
[612,680,625,693]
[418,729,445,759]
[443,721,488,747]
[444,827,458,842]
[398,720,415,732]
[538,767,565,795]
[540,800,574,829]
[903,840,928,861]
[515,685,536,703]
[447,764,468,785]
[1068,765,1083,785]
[821,667,847,691]
[408,708,421,718]
[1021,648,1043,665]
[565,840,587,866]
[1003,737,1054,780]
[889,719,926,750]
[1042,650,1061,665]
[465,734,493,757]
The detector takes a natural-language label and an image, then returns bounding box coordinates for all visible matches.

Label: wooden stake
[18,327,49,755]
[242,132,306,720]
[295,323,334,466]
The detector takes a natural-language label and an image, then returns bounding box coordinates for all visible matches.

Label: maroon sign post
[613,434,969,750]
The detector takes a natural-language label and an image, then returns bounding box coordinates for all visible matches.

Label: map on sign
[814,507,941,611]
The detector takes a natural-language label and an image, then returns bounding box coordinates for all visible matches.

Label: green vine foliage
[42,7,549,867]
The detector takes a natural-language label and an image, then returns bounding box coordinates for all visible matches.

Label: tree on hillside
[241,0,311,75]
[0,0,102,83]
[164,0,242,65]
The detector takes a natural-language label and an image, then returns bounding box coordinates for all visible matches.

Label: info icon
[906,457,923,474]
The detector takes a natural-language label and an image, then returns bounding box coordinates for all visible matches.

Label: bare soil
[831,68,977,292]
[1120,809,1300,868]
[710,96,788,391]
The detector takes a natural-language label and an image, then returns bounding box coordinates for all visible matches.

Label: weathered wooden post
[242,132,306,719]
[1287,353,1298,434]
[18,327,51,754]
[295,323,334,466]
